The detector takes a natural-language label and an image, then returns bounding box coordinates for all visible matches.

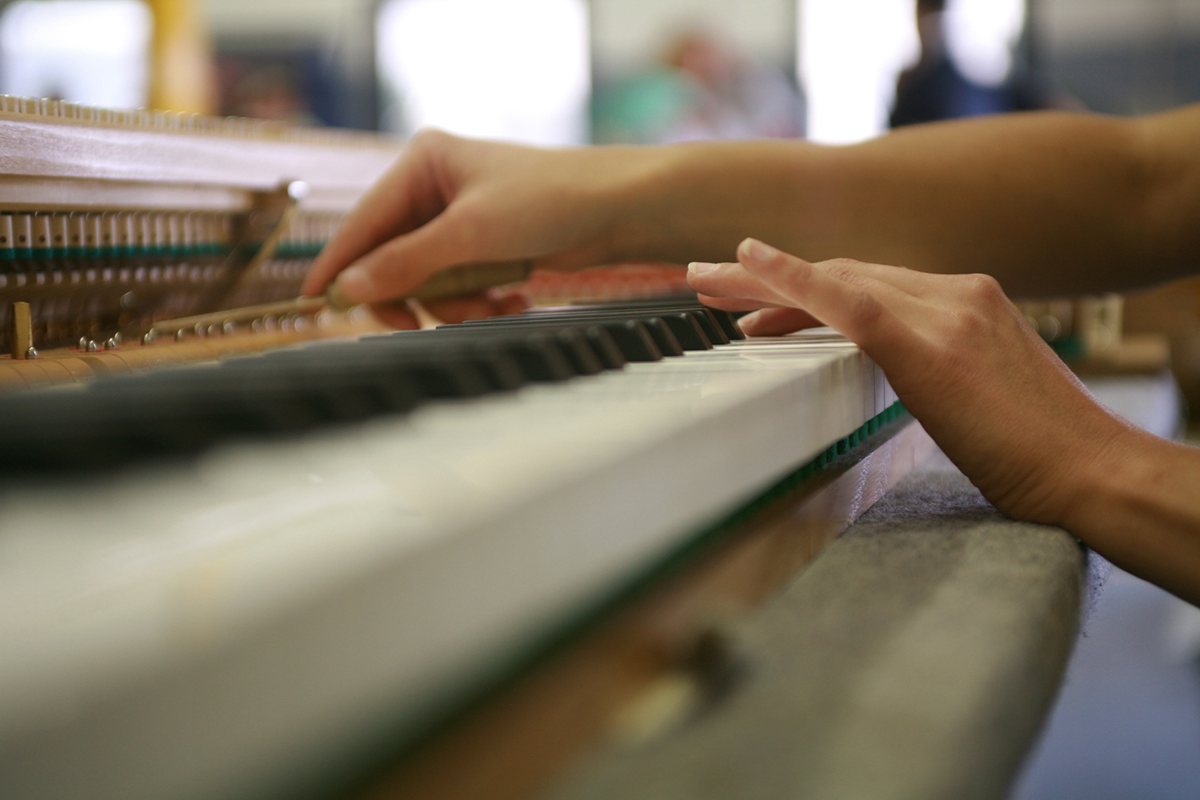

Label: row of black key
[0,300,742,470]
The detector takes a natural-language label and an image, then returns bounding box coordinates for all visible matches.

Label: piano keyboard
[0,301,896,800]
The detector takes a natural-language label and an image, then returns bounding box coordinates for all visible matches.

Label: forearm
[616,108,1200,297]
[1065,430,1200,606]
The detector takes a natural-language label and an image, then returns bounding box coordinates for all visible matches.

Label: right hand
[688,238,1138,528]
[302,129,652,327]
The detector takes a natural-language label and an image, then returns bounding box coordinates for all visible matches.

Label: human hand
[302,129,656,328]
[687,239,1137,526]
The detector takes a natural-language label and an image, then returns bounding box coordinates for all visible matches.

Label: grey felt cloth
[545,453,1102,800]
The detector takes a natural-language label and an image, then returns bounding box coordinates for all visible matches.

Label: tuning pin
[78,336,88,350]
[24,346,37,359]
[86,340,99,353]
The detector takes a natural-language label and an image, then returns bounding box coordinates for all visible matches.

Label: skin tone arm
[689,240,1200,607]
[300,110,1200,602]
[304,105,1200,321]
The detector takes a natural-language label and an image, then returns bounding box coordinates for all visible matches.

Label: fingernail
[335,263,374,303]
[688,261,719,275]
[742,238,778,262]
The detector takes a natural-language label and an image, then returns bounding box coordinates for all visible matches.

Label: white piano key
[0,329,893,800]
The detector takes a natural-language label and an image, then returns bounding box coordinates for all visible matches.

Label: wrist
[1056,424,1137,529]
[606,140,824,264]
[602,143,700,262]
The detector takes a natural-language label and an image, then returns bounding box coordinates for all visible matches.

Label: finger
[489,288,533,317]
[695,294,785,312]
[302,130,452,296]
[809,256,932,297]
[686,261,795,308]
[737,307,823,336]
[327,212,474,305]
[366,302,420,330]
[423,291,508,324]
[736,239,912,348]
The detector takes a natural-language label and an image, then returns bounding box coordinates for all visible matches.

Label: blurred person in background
[890,0,1074,128]
[593,29,803,144]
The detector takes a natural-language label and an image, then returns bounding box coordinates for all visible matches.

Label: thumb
[331,214,472,305]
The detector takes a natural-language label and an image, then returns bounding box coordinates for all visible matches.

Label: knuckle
[960,272,1005,304]
[410,127,450,150]
[846,287,886,331]
[821,257,867,285]
[941,306,990,342]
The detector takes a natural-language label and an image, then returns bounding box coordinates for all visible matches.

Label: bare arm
[305,106,1200,313]
[689,240,1200,606]
[624,106,1200,297]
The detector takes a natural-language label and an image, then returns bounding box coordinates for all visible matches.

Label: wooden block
[9,301,31,359]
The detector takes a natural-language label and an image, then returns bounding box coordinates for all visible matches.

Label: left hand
[687,239,1137,527]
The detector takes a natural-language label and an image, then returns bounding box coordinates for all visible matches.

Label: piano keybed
[0,301,897,800]
[0,98,904,800]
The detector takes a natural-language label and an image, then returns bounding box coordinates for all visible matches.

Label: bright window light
[376,0,590,146]
[944,0,1026,87]
[798,0,919,144]
[0,0,151,108]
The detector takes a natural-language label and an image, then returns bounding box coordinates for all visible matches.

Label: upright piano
[0,99,959,799]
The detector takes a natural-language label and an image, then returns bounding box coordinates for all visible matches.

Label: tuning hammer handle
[327,260,533,309]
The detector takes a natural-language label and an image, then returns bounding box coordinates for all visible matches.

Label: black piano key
[417,328,578,382]
[261,346,494,400]
[470,313,684,357]
[584,320,662,362]
[522,308,726,347]
[503,310,705,351]
[352,335,528,392]
[0,384,282,468]
[459,317,659,363]
[702,308,744,341]
[93,368,326,434]
[424,327,602,378]
[541,328,605,376]
[453,320,628,369]
[685,308,732,344]
[216,358,416,421]
[527,299,745,341]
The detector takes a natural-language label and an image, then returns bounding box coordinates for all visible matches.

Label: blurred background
[0,1,1197,798]
[3,0,1199,144]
